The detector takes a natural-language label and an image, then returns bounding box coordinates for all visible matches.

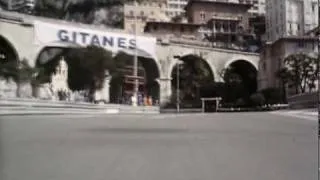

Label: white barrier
[0,98,160,115]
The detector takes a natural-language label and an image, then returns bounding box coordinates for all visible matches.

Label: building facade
[243,0,266,16]
[1,0,35,14]
[258,37,318,95]
[123,0,169,34]
[166,0,188,18]
[258,0,319,96]
[265,0,318,43]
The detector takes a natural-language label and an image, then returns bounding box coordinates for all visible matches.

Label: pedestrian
[147,96,153,106]
[144,95,148,106]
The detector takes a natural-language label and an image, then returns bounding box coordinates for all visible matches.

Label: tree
[260,87,282,105]
[277,53,318,94]
[0,59,37,97]
[33,0,138,28]
[250,93,265,107]
[219,67,247,105]
[172,56,213,106]
[65,45,115,101]
[109,51,131,103]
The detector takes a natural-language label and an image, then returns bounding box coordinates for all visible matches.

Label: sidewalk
[270,109,317,121]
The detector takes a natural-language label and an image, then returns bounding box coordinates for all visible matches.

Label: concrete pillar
[157,78,172,106]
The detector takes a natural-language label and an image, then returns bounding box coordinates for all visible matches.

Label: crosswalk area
[270,109,318,121]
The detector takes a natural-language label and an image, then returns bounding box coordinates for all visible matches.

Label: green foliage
[33,0,136,28]
[65,45,114,92]
[220,67,243,84]
[276,53,319,94]
[0,58,36,83]
[260,87,282,105]
[172,55,213,104]
[250,93,265,106]
[235,98,246,107]
[109,51,131,102]
[0,59,39,97]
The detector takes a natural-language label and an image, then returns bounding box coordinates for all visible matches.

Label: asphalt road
[0,112,317,180]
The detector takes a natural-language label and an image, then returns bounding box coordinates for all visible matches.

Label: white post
[215,99,219,112]
[202,99,205,113]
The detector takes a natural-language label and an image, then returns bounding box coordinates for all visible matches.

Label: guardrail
[287,92,317,109]
[0,98,160,115]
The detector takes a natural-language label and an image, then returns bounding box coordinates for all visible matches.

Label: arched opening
[226,60,257,94]
[35,47,67,83]
[0,36,20,97]
[33,46,69,99]
[0,35,19,69]
[223,60,258,106]
[170,54,214,108]
[110,53,160,105]
[35,46,161,104]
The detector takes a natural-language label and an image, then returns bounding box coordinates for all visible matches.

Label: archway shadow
[170,54,215,108]
[109,53,160,105]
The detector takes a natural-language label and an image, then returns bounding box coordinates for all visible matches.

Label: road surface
[0,112,317,180]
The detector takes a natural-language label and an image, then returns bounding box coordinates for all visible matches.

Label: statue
[50,57,71,101]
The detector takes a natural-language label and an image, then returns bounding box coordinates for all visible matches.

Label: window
[289,23,292,30]
[180,26,184,32]
[297,41,304,48]
[140,11,144,16]
[129,11,134,16]
[312,4,315,12]
[150,11,154,15]
[200,12,205,21]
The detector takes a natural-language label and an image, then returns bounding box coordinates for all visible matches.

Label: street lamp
[132,0,139,106]
[173,55,183,113]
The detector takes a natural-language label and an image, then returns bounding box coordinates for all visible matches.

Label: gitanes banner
[33,21,157,58]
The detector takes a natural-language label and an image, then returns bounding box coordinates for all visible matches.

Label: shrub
[260,88,282,104]
[250,93,265,107]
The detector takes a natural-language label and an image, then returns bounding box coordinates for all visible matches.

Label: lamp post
[132,0,139,106]
[173,55,182,113]
[317,0,320,177]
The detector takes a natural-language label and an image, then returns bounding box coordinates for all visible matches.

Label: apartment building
[166,0,189,18]
[265,0,318,43]
[258,0,319,95]
[124,0,169,34]
[241,0,266,15]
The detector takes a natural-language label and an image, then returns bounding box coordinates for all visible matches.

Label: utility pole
[316,0,320,180]
[132,0,139,106]
[173,55,182,113]
[177,60,180,113]
[317,1,320,179]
